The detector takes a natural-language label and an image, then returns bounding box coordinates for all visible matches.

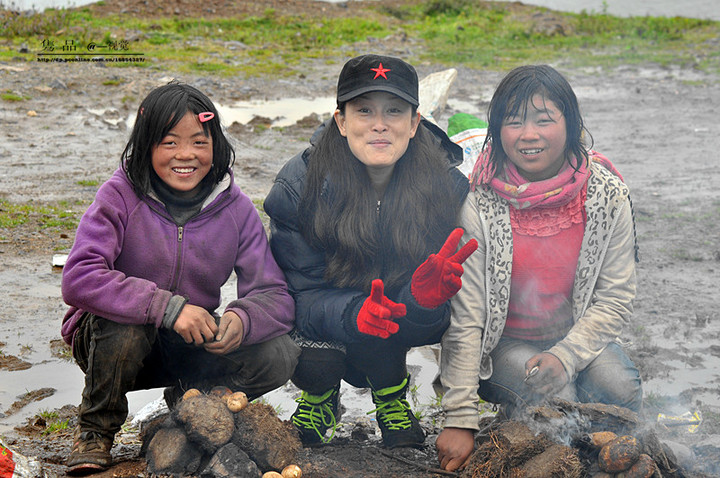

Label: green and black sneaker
[369,375,425,449]
[291,384,341,445]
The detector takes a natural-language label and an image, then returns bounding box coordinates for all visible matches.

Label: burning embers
[460,399,687,478]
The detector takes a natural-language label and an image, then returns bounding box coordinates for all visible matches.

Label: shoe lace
[368,397,413,430]
[292,393,337,443]
[76,431,109,452]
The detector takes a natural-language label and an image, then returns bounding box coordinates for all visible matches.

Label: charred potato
[598,435,641,473]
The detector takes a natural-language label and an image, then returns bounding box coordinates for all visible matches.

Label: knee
[577,370,643,413]
[240,334,300,388]
[607,375,643,413]
[93,319,154,362]
[292,347,345,394]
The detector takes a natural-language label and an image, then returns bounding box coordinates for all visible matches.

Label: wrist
[341,295,366,340]
[162,295,188,329]
[410,282,444,309]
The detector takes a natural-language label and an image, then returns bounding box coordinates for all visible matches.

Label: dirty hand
[411,228,478,309]
[523,352,569,396]
[204,311,244,355]
[173,303,219,346]
[436,427,475,471]
[357,279,407,338]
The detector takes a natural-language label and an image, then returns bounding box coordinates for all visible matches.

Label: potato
[224,391,249,412]
[262,472,283,478]
[617,454,657,478]
[598,435,641,473]
[589,431,618,448]
[182,388,202,401]
[282,464,302,478]
[209,385,232,398]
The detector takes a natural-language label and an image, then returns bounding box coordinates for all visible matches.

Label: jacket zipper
[170,225,184,292]
[154,192,230,293]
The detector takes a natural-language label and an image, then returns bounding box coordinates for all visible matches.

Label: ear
[334,110,347,137]
[409,111,421,138]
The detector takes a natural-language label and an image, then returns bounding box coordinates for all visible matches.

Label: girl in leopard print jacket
[436,65,643,472]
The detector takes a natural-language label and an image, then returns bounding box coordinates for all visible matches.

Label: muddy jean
[72,313,300,438]
[478,337,643,416]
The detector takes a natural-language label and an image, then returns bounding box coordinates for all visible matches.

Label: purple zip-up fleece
[61,167,294,346]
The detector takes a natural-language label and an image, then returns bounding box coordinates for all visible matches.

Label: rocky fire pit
[141,388,303,477]
[461,398,694,478]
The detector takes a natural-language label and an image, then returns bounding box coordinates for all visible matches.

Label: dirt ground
[1,0,719,476]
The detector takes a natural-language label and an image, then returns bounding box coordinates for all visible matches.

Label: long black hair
[122,81,235,195]
[298,106,461,292]
[484,65,593,175]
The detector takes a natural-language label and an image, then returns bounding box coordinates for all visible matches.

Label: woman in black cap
[264,54,477,448]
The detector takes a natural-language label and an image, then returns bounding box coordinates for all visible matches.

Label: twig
[378,449,459,476]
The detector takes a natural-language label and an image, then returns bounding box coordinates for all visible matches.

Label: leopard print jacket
[440,161,638,430]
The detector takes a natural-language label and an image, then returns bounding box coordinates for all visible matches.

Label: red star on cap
[371,63,391,80]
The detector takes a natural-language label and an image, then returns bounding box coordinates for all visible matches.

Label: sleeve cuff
[341,295,366,341]
[161,295,188,329]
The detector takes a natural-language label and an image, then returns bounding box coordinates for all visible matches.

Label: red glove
[357,279,407,339]
[411,228,478,309]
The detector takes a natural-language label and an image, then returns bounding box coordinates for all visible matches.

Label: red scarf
[470,148,621,210]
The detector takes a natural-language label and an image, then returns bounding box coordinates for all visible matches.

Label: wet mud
[1,2,720,475]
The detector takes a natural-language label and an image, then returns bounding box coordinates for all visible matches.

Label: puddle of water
[644,354,720,398]
[217,97,336,128]
[118,97,337,131]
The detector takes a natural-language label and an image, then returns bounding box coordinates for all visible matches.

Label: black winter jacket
[264,119,470,346]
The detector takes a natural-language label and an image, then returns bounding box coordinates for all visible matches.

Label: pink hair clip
[198,112,215,123]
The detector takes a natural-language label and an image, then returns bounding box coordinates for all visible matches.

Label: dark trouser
[291,338,409,394]
[72,313,300,437]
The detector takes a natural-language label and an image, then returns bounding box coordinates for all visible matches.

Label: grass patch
[394,2,719,70]
[76,179,101,187]
[35,409,70,435]
[0,199,78,230]
[1,90,29,101]
[1,0,718,75]
[42,418,70,435]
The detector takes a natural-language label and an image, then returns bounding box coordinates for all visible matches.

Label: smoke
[511,403,589,447]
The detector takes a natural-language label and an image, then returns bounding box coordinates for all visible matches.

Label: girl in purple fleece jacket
[61,82,299,476]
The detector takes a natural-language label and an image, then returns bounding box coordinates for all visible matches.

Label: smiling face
[500,94,568,182]
[151,111,213,197]
[334,91,420,179]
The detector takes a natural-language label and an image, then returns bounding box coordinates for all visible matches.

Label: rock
[49,79,67,90]
[233,402,302,471]
[175,394,234,453]
[203,443,262,478]
[661,440,695,469]
[517,443,584,478]
[463,421,552,477]
[138,411,175,456]
[146,426,203,475]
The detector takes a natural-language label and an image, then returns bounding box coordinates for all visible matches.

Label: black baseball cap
[336,54,419,107]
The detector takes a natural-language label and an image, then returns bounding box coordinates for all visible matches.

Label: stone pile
[141,388,302,477]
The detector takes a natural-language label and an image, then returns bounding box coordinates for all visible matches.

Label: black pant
[73,313,300,437]
[291,337,409,394]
